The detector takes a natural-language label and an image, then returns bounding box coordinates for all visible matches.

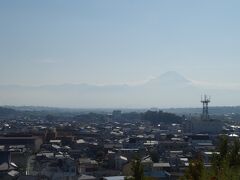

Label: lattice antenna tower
[201,95,211,120]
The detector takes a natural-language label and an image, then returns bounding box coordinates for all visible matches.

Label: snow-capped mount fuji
[145,71,192,88]
[155,71,190,83]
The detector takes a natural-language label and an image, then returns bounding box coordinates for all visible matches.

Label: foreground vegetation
[181,136,240,180]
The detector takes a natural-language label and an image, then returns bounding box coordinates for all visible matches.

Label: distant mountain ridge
[0,71,240,108]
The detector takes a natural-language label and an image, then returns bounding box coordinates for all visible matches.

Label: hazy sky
[0,0,240,86]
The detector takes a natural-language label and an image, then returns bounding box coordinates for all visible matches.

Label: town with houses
[0,96,239,180]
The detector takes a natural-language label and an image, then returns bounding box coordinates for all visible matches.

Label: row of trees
[182,136,240,180]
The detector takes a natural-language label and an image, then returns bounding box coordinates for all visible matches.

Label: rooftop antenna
[201,94,211,120]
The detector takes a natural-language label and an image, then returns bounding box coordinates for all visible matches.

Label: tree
[149,150,159,163]
[219,136,228,161]
[211,135,230,179]
[125,157,156,180]
[131,157,144,180]
[181,157,204,180]
[229,139,240,167]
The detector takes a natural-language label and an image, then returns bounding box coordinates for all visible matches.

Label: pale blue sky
[0,0,240,86]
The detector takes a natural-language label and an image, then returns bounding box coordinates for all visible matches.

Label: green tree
[125,156,156,180]
[131,157,144,180]
[219,136,228,161]
[181,157,204,180]
[229,139,240,167]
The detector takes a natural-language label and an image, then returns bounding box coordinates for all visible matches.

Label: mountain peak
[147,71,191,85]
[159,71,190,83]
